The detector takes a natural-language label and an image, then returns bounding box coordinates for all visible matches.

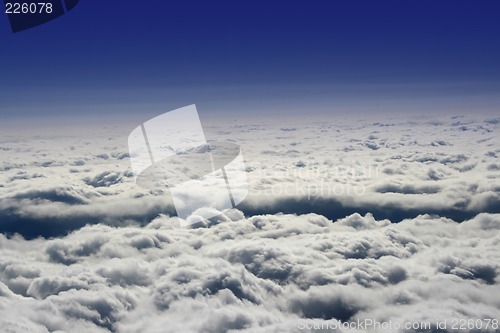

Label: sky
[1,0,499,122]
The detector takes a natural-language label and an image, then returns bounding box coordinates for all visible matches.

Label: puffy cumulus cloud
[0,211,498,332]
[0,127,176,239]
[27,275,90,299]
[84,171,124,188]
[336,212,391,230]
[0,113,498,332]
[226,114,499,222]
[97,259,152,287]
[0,113,499,238]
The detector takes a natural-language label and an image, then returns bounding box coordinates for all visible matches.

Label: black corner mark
[63,0,78,11]
[4,0,79,33]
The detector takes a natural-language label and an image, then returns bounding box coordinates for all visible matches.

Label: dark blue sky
[1,1,499,121]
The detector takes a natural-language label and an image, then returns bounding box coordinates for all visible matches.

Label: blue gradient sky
[1,1,499,122]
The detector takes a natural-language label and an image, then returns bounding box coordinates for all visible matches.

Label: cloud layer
[0,212,499,332]
[0,112,499,332]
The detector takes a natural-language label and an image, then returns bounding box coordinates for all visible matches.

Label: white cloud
[0,113,498,332]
